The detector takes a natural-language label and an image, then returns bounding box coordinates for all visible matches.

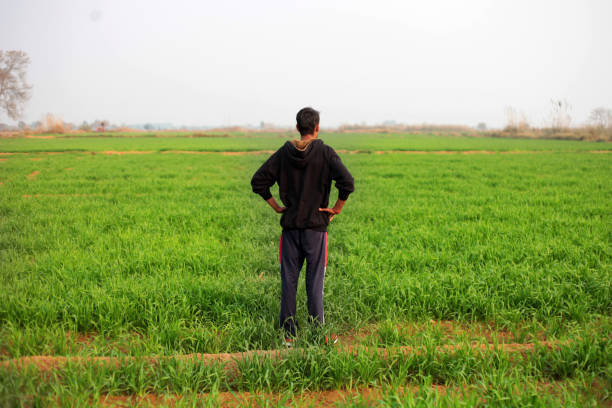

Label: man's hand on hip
[319,199,347,222]
[266,197,286,214]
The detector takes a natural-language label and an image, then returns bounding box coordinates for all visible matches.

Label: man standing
[251,107,354,344]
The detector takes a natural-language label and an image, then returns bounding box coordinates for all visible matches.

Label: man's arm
[265,196,286,213]
[319,149,355,221]
[251,150,286,213]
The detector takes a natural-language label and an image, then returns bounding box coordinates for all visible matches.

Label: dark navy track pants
[279,229,327,337]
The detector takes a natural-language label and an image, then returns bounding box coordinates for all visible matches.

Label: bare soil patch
[2,321,551,362]
[65,331,97,346]
[94,379,606,407]
[22,193,145,198]
[222,151,276,156]
[160,150,213,155]
[23,194,105,198]
[26,170,40,180]
[424,319,544,343]
[100,150,155,155]
[91,378,609,407]
[1,341,566,374]
[96,386,418,407]
[461,150,496,154]
[160,150,277,156]
[374,150,547,155]
[345,319,546,345]
[337,150,369,154]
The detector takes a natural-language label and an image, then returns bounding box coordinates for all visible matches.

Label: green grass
[1,131,611,152]
[0,133,610,405]
[1,338,609,406]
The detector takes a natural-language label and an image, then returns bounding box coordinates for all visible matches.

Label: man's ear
[315,124,320,133]
[296,125,300,133]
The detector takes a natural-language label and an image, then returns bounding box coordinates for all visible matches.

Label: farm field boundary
[0,340,571,373]
[2,337,609,407]
[2,132,610,153]
[0,149,611,156]
[89,379,612,408]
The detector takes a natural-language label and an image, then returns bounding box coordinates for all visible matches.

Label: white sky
[1,0,611,128]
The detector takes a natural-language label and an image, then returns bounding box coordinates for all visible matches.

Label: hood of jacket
[282,138,322,168]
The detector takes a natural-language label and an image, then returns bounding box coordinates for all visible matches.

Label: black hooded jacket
[251,139,354,231]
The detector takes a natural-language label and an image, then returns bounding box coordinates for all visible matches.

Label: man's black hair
[296,107,320,136]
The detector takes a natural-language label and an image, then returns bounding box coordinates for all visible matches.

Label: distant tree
[588,107,612,128]
[91,119,109,132]
[0,50,32,120]
[476,122,487,131]
[79,121,91,131]
[549,99,572,131]
[504,107,529,132]
[18,120,27,130]
[42,113,65,133]
[143,123,154,130]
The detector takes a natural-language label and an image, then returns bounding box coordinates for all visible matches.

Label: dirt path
[161,150,277,156]
[22,193,147,198]
[95,386,435,407]
[1,341,565,373]
[100,150,156,155]
[92,378,609,408]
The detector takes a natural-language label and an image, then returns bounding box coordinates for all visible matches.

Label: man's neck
[300,134,317,142]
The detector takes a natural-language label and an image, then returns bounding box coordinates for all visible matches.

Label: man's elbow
[344,176,355,194]
[338,183,354,201]
[338,190,351,201]
[251,181,272,200]
[250,175,262,193]
[251,186,270,200]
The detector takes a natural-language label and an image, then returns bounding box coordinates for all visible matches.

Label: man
[251,107,355,345]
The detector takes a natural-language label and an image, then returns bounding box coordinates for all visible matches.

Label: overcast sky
[1,0,611,128]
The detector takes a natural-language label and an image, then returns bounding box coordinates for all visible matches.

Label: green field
[2,131,611,152]
[1,133,610,406]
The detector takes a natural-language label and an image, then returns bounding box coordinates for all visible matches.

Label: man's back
[250,106,353,340]
[251,138,354,231]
